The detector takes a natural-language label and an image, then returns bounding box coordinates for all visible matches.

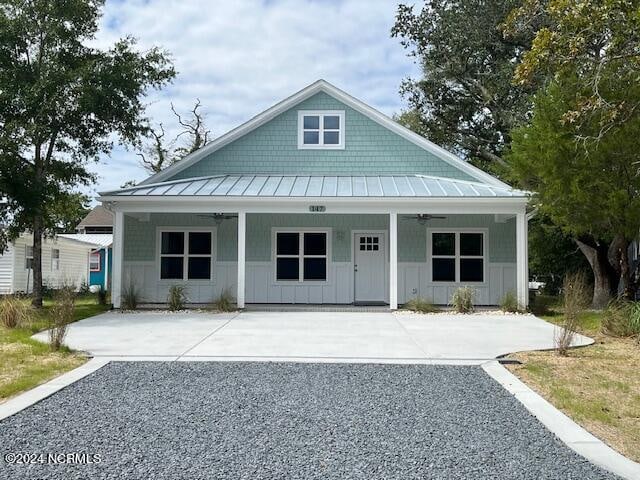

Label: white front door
[354,233,386,303]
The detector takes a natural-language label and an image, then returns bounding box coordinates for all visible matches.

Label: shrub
[602,299,640,338]
[555,271,590,356]
[78,281,90,295]
[168,285,187,311]
[49,286,75,350]
[121,279,140,311]
[499,291,520,313]
[213,289,236,312]
[451,287,474,313]
[404,297,439,313]
[0,295,30,328]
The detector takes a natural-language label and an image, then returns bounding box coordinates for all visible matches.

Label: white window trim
[271,227,331,284]
[89,251,101,272]
[25,245,34,270]
[427,228,488,285]
[156,227,217,283]
[297,110,345,150]
[51,248,61,271]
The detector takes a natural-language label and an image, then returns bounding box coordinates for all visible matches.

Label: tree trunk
[31,214,43,308]
[605,234,638,300]
[575,238,612,308]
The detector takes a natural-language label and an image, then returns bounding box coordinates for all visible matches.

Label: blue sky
[89,0,419,198]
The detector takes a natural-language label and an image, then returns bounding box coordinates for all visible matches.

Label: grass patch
[507,308,640,462]
[0,294,109,403]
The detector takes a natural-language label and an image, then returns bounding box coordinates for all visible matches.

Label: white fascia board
[99,195,528,215]
[136,79,511,189]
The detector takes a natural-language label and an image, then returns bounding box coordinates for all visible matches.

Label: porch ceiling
[100,174,528,199]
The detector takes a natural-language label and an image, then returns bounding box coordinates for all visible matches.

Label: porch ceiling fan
[402,214,447,224]
[196,213,238,225]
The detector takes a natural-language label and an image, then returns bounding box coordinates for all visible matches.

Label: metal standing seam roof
[100,175,527,198]
[58,234,113,248]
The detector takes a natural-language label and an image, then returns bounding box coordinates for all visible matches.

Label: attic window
[298,111,344,149]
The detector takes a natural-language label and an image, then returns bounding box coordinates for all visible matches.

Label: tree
[506,0,640,305]
[49,193,91,233]
[508,77,640,306]
[0,0,175,307]
[391,0,541,175]
[528,215,591,295]
[138,99,211,174]
[508,0,640,141]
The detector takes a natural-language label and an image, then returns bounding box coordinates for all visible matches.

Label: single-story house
[99,80,530,309]
[75,206,114,291]
[0,234,101,294]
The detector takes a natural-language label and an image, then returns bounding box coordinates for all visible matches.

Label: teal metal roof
[101,175,527,198]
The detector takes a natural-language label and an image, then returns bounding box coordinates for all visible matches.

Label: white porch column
[516,211,529,308]
[389,212,398,310]
[237,211,246,309]
[112,210,124,308]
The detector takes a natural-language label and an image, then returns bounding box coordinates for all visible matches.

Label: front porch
[108,208,528,310]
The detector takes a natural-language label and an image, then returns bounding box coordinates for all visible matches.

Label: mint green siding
[246,214,387,262]
[123,213,515,264]
[398,215,516,263]
[170,92,475,181]
[123,214,237,262]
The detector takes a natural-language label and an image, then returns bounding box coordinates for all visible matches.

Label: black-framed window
[276,231,327,281]
[431,232,484,283]
[160,231,213,280]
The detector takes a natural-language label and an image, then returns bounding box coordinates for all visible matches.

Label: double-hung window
[25,246,34,270]
[430,231,485,283]
[89,251,100,272]
[275,231,328,282]
[51,249,60,271]
[298,111,344,149]
[160,231,213,280]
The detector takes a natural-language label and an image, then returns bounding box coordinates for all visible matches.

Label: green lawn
[0,295,109,402]
[508,303,640,462]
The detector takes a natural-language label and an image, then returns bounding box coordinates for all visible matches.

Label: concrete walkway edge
[482,360,640,480]
[0,358,110,421]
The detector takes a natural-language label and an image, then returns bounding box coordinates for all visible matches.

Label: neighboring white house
[0,234,101,294]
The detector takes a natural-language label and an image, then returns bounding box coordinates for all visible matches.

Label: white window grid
[90,251,101,272]
[275,231,328,282]
[159,230,214,281]
[429,231,486,283]
[359,236,380,251]
[297,110,345,149]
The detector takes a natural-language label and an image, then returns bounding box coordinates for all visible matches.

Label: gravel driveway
[0,362,618,480]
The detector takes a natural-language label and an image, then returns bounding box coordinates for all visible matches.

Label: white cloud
[87,0,419,198]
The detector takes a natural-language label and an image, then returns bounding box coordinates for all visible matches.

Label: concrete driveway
[33,310,592,362]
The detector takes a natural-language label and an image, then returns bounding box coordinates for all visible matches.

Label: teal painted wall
[123,214,238,262]
[246,214,388,262]
[170,92,475,181]
[398,215,516,263]
[123,213,515,264]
